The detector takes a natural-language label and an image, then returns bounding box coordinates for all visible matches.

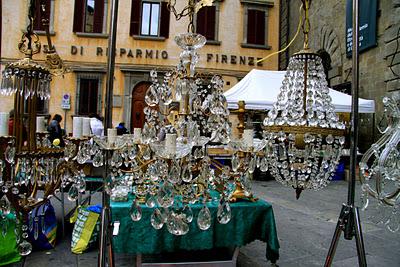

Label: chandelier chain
[302,0,311,50]
[167,0,199,33]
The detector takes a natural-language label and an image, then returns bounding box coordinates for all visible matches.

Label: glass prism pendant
[197,205,211,230]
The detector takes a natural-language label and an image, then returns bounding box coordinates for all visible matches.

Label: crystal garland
[263,51,346,198]
[359,96,400,232]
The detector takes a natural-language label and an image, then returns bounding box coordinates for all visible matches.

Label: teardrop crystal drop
[18,240,32,256]
[157,183,174,208]
[128,146,137,160]
[67,185,79,201]
[161,86,173,105]
[260,157,268,172]
[145,85,159,106]
[181,165,192,183]
[147,163,159,182]
[142,146,151,161]
[129,200,142,221]
[197,205,212,231]
[231,153,240,172]
[1,221,7,237]
[151,208,164,229]
[33,219,39,240]
[194,148,204,159]
[146,194,156,208]
[240,172,252,197]
[182,204,193,223]
[5,146,16,164]
[168,164,181,184]
[0,196,11,215]
[76,177,86,193]
[217,200,232,224]
[248,156,256,174]
[92,152,104,167]
[167,213,189,236]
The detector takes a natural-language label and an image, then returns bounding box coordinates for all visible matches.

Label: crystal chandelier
[67,0,234,236]
[133,31,232,234]
[262,0,346,198]
[359,95,400,232]
[0,0,68,256]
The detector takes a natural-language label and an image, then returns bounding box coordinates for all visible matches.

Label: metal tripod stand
[324,0,367,266]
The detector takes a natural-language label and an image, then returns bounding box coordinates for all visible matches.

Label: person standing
[116,122,128,135]
[89,113,104,137]
[47,114,65,147]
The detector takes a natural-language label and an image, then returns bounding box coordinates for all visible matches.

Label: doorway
[131,82,150,131]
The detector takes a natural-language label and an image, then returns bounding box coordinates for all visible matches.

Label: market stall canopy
[224,69,375,113]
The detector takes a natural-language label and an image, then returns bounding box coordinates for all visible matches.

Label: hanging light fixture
[359,95,400,232]
[0,0,69,256]
[70,0,234,237]
[136,0,233,234]
[262,0,346,198]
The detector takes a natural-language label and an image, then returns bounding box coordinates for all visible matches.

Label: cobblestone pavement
[8,180,400,267]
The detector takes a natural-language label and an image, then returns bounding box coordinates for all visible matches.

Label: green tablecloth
[111,196,280,263]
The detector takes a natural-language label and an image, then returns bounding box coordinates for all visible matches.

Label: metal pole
[347,0,359,207]
[99,0,119,266]
[324,1,367,265]
[354,207,367,266]
[344,0,359,240]
[104,0,119,131]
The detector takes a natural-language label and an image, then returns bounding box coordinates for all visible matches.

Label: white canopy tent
[224,69,375,113]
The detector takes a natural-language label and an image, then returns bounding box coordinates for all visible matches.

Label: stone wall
[280,0,400,150]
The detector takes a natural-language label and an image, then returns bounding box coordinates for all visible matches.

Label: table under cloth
[111,196,280,263]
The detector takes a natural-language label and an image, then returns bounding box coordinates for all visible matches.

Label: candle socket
[243,129,254,147]
[0,112,9,136]
[133,128,142,143]
[108,128,117,144]
[179,94,189,115]
[82,117,91,136]
[73,117,83,138]
[165,133,177,155]
[36,116,46,133]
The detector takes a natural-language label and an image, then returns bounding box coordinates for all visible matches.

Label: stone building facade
[1,0,280,134]
[279,0,400,149]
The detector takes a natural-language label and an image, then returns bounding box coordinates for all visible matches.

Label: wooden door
[131,82,150,131]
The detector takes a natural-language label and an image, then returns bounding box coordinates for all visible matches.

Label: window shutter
[160,2,170,38]
[205,6,216,41]
[73,0,85,32]
[196,7,206,37]
[130,0,140,36]
[196,6,215,40]
[33,0,50,31]
[33,0,43,31]
[247,9,257,44]
[247,9,265,45]
[93,0,104,33]
[255,10,265,45]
